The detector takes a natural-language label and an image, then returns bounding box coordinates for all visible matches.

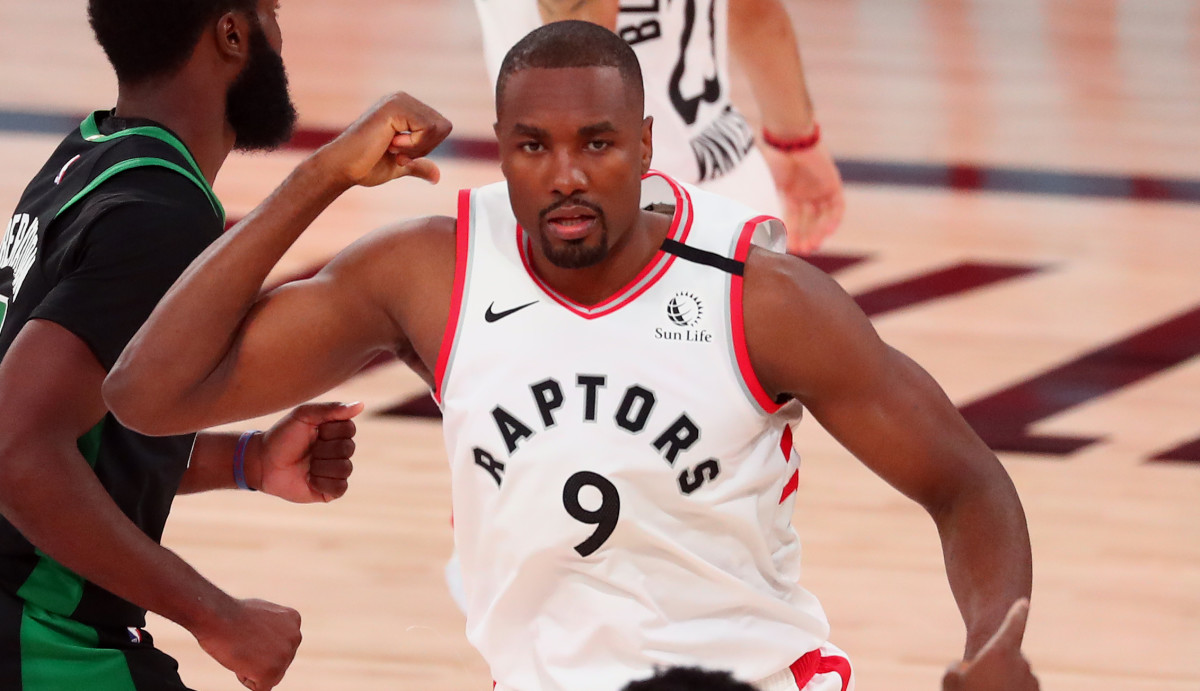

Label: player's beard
[226,24,297,152]
[540,231,610,269]
[537,199,609,269]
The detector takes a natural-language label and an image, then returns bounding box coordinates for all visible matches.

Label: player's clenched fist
[314,91,453,189]
[252,401,363,503]
[193,597,303,691]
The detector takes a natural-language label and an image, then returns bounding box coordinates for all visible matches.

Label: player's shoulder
[367,213,457,248]
[324,214,457,285]
[462,179,514,218]
[62,166,222,255]
[740,246,880,400]
[71,155,219,230]
[742,245,852,323]
[93,165,214,214]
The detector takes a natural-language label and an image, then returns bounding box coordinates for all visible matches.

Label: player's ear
[213,10,253,66]
[640,115,654,175]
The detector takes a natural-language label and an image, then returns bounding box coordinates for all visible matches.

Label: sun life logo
[656,291,711,343]
[666,292,703,327]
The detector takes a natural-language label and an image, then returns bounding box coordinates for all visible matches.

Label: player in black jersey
[0,1,377,689]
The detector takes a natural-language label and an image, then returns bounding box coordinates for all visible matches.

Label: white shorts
[753,642,855,691]
[453,552,851,691]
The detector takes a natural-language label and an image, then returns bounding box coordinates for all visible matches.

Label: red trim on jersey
[433,189,472,404]
[779,427,796,502]
[54,154,81,185]
[818,655,853,691]
[789,649,852,691]
[730,215,784,413]
[788,649,821,686]
[780,470,799,504]
[516,171,693,320]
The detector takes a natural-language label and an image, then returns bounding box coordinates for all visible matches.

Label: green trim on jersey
[16,421,136,689]
[77,113,225,222]
[77,418,105,465]
[56,157,224,223]
[15,420,105,615]
[0,294,8,333]
[21,602,137,691]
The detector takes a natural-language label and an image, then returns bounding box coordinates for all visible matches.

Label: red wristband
[762,123,821,152]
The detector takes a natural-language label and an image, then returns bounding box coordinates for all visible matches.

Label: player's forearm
[104,156,348,436]
[933,473,1033,658]
[178,431,262,494]
[728,0,816,137]
[537,0,618,28]
[0,435,237,632]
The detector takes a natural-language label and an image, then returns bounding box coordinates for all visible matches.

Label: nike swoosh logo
[484,300,538,323]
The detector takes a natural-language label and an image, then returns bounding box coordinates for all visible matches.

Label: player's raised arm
[741,247,1033,661]
[729,0,844,255]
[103,94,452,435]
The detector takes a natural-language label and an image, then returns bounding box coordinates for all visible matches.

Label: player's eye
[586,140,612,152]
[520,141,544,153]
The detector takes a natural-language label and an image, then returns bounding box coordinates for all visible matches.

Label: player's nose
[550,149,588,197]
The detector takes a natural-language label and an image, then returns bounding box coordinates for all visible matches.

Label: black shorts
[0,589,193,690]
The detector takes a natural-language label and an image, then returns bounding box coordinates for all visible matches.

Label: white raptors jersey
[475,0,756,184]
[436,172,829,691]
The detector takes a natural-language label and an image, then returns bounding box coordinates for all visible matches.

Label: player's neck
[532,208,672,306]
[113,79,234,186]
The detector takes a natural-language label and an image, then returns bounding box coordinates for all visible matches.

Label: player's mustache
[539,195,605,223]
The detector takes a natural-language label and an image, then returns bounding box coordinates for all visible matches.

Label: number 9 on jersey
[563,471,620,557]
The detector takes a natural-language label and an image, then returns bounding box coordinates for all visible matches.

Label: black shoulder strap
[660,237,745,276]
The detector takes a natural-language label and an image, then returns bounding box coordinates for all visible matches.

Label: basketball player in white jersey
[474,0,844,256]
[105,22,1035,691]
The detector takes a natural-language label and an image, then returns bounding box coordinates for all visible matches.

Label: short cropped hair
[496,20,644,114]
[88,0,256,84]
[621,667,758,691]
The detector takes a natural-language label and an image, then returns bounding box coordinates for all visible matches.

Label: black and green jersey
[0,111,224,641]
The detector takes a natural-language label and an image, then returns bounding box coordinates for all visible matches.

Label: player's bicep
[200,265,399,425]
[744,250,992,509]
